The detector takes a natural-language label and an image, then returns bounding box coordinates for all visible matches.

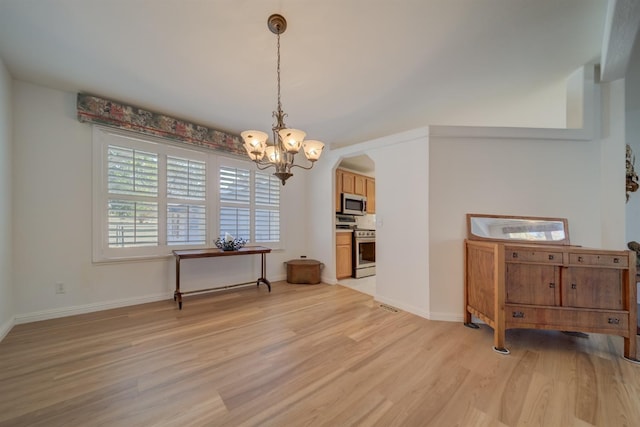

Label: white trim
[427,125,592,141]
[0,316,15,342]
[14,293,172,324]
[428,311,465,322]
[374,294,430,319]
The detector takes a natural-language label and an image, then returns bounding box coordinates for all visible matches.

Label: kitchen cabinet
[341,171,355,195]
[464,213,637,361]
[336,169,343,212]
[336,232,353,279]
[366,178,375,214]
[354,175,366,196]
[335,168,375,213]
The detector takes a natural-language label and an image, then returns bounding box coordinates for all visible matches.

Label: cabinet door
[505,264,560,306]
[342,172,355,194]
[354,175,366,196]
[336,244,352,279]
[562,267,623,310]
[366,178,375,214]
[336,169,343,212]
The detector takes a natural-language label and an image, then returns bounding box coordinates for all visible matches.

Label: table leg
[175,255,183,309]
[256,252,271,292]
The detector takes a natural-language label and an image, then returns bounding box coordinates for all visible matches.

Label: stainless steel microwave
[341,193,367,216]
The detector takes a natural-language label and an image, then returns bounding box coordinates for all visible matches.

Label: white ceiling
[0,0,609,148]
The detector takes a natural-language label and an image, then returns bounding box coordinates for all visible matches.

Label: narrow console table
[172,246,272,309]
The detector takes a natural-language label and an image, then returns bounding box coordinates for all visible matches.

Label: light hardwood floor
[1,281,639,426]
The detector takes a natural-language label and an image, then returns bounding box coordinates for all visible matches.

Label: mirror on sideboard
[466,213,570,245]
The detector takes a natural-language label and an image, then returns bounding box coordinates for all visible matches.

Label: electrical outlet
[55,282,65,294]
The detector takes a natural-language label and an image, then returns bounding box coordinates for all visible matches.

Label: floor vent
[379,304,399,313]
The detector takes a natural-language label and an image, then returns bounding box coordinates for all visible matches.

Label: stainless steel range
[353,229,375,278]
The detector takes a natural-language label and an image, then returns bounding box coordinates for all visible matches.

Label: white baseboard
[321,274,338,285]
[14,293,172,325]
[374,295,430,319]
[429,311,465,322]
[0,315,15,342]
[14,276,291,325]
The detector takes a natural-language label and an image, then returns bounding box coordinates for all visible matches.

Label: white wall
[429,132,605,319]
[627,106,640,242]
[0,57,13,339]
[625,41,640,243]
[308,64,627,323]
[308,128,431,318]
[11,81,310,322]
[428,73,626,320]
[428,78,567,129]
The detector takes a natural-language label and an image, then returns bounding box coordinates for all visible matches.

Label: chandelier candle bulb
[241,13,324,186]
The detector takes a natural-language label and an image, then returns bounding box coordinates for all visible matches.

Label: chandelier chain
[241,13,324,186]
[276,32,282,117]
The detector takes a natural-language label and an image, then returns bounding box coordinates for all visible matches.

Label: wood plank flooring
[0,281,639,426]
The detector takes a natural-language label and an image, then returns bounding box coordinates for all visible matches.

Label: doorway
[335,154,376,296]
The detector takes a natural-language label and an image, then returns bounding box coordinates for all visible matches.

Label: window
[107,146,159,247]
[218,164,281,243]
[254,172,280,242]
[166,156,207,245]
[93,127,282,261]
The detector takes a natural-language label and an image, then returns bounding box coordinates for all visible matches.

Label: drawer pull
[571,283,577,289]
[613,258,619,264]
[548,254,554,260]
[549,283,555,289]
[578,256,583,262]
[608,318,620,325]
[512,252,518,259]
[512,311,525,318]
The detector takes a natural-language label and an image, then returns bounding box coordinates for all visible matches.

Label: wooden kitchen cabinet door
[366,178,375,213]
[341,171,355,194]
[336,233,353,279]
[336,169,343,212]
[354,175,366,196]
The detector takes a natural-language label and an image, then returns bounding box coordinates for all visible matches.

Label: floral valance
[77,93,244,156]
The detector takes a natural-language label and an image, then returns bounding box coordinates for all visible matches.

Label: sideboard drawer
[569,253,628,267]
[505,305,629,333]
[505,248,563,264]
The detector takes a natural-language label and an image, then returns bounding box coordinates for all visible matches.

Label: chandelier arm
[289,161,316,171]
[252,161,277,171]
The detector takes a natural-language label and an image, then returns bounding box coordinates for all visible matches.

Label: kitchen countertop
[336,229,354,233]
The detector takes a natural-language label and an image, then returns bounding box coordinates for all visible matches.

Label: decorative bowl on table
[215,236,247,251]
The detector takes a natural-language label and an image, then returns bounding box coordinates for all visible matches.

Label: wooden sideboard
[464,214,638,362]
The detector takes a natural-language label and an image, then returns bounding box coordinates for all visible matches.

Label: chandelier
[241,14,324,186]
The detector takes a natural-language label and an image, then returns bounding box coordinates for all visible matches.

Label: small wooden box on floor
[286,259,322,284]
[464,213,638,361]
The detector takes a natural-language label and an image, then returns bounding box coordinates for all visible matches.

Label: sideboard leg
[493,346,510,355]
[623,335,637,362]
[493,328,509,355]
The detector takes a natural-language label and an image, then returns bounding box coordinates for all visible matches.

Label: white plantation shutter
[167,156,206,200]
[219,166,250,203]
[107,145,159,247]
[219,166,251,240]
[218,166,280,244]
[219,207,250,239]
[167,156,206,245]
[255,172,280,242]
